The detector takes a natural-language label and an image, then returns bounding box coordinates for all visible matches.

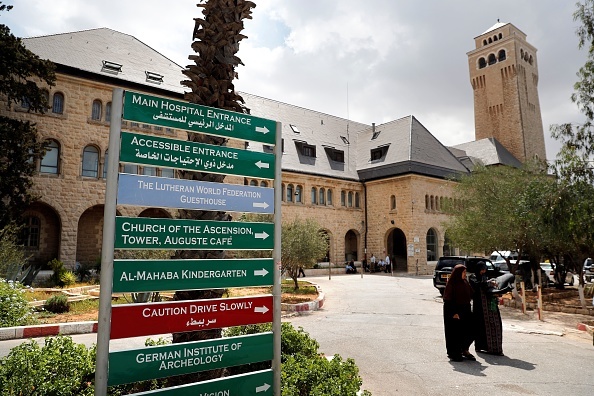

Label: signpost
[95,88,282,396]
[114,216,274,250]
[120,131,275,179]
[112,258,274,292]
[117,173,274,214]
[108,333,273,386]
[130,370,273,396]
[122,91,276,145]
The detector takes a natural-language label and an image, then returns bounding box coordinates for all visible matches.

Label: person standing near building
[443,264,475,362]
[385,254,391,273]
[469,261,504,355]
[370,254,376,272]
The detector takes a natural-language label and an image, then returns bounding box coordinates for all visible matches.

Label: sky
[2,0,588,161]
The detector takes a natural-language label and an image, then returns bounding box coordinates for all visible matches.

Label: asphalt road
[1,274,592,395]
[287,274,593,396]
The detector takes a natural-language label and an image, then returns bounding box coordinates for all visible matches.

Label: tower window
[488,54,497,65]
[498,50,506,62]
[478,58,487,69]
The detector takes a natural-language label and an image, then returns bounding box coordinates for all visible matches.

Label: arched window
[40,140,60,174]
[281,184,286,202]
[488,37,492,44]
[311,187,317,204]
[341,190,346,206]
[498,49,506,61]
[327,189,333,205]
[319,188,325,205]
[390,195,396,210]
[260,181,268,187]
[82,145,99,177]
[483,39,487,46]
[529,55,533,65]
[426,228,437,261]
[52,92,64,114]
[295,185,302,203]
[286,184,294,202]
[488,53,497,65]
[478,57,486,69]
[493,35,498,42]
[20,216,40,248]
[355,192,360,208]
[250,180,258,186]
[348,192,353,207]
[430,195,435,211]
[91,100,102,120]
[498,33,502,40]
[425,194,429,210]
[105,102,112,122]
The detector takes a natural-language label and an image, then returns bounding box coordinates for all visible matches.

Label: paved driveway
[287,274,593,396]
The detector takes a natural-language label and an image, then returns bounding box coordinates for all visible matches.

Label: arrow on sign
[255,126,270,134]
[255,231,269,240]
[255,305,270,314]
[256,383,272,393]
[253,202,270,209]
[254,268,269,277]
[255,160,270,169]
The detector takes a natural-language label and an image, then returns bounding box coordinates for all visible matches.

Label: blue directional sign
[117,174,274,214]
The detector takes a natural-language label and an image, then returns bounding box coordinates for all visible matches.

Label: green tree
[0,2,56,228]
[443,161,555,274]
[281,218,328,289]
[169,0,256,386]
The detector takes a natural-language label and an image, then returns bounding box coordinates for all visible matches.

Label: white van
[490,251,519,272]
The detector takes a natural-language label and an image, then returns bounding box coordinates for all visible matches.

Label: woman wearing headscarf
[469,261,504,355]
[443,264,475,361]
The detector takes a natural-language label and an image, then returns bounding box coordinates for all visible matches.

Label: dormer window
[323,145,344,163]
[289,124,300,133]
[340,135,350,144]
[145,71,164,84]
[371,130,381,140]
[102,60,122,74]
[302,144,316,157]
[370,144,390,161]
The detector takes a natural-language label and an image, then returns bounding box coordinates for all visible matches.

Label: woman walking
[443,264,475,361]
[469,261,504,355]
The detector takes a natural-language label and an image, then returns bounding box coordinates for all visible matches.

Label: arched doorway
[76,205,105,267]
[386,228,407,271]
[138,208,172,218]
[344,230,358,262]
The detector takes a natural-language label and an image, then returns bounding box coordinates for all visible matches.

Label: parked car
[537,262,574,286]
[583,258,594,282]
[433,256,503,296]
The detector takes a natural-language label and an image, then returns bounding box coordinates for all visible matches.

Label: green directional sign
[108,333,273,386]
[112,258,274,292]
[130,370,273,396]
[123,91,276,145]
[120,131,275,179]
[114,216,274,250]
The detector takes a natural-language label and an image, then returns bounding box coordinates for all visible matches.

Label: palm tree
[168,0,257,386]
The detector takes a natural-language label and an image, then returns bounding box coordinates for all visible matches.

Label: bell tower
[467,22,546,162]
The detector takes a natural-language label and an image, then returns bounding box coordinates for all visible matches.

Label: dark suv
[433,256,502,296]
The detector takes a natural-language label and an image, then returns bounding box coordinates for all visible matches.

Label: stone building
[2,21,544,275]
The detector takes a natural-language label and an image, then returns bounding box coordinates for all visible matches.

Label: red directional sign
[110,295,273,339]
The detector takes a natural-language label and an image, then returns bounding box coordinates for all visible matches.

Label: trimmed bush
[60,270,77,287]
[44,294,70,314]
[0,279,36,327]
[0,335,96,396]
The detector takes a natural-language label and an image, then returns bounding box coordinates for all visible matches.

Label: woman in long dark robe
[469,261,504,355]
[443,264,475,361]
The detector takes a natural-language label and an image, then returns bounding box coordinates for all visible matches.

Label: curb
[0,321,98,341]
[577,322,594,337]
[1,283,326,341]
[281,283,325,313]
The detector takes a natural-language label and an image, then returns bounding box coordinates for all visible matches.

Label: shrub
[0,335,96,396]
[0,279,36,327]
[48,258,68,287]
[60,270,77,287]
[44,294,70,314]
